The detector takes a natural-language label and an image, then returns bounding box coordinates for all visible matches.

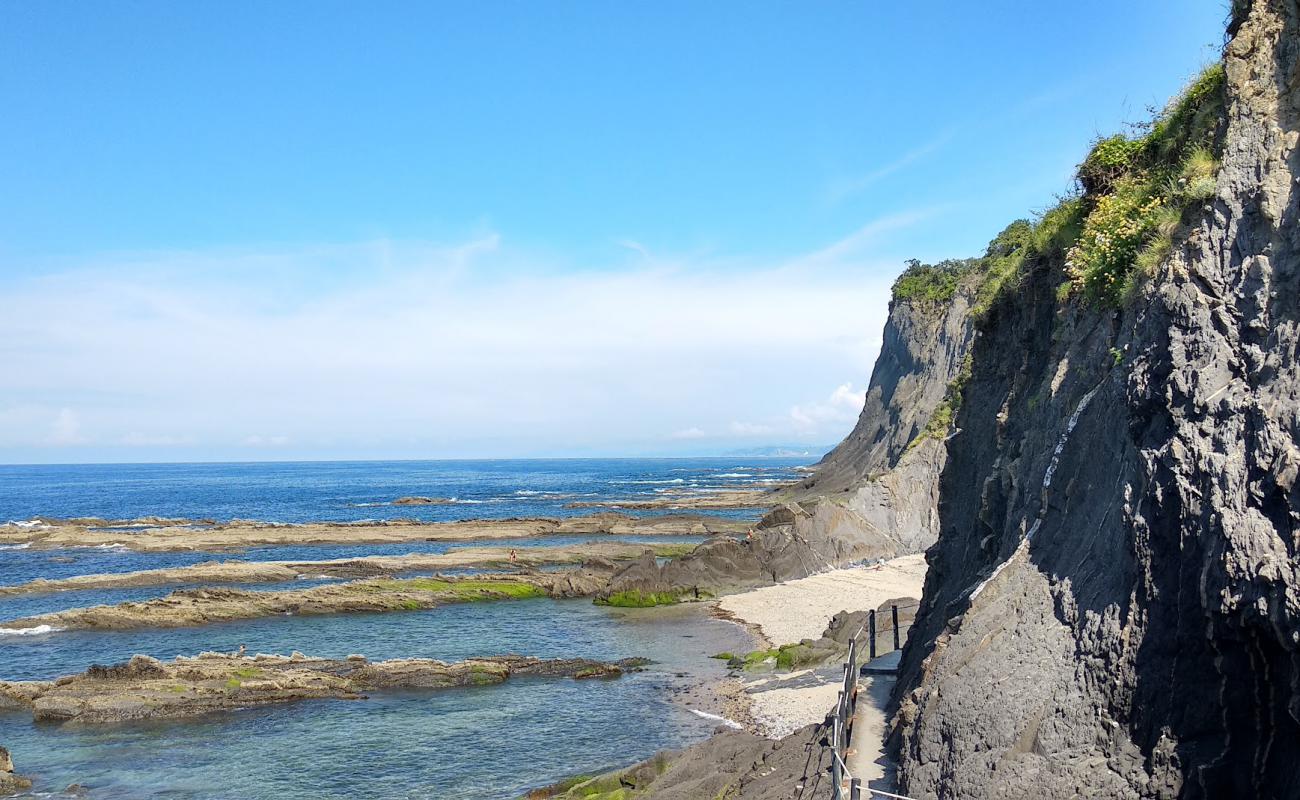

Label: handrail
[826,604,918,800]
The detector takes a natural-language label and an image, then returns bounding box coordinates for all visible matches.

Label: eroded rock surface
[0,512,747,552]
[0,541,694,597]
[2,568,618,632]
[527,724,832,800]
[775,272,977,559]
[893,3,1300,797]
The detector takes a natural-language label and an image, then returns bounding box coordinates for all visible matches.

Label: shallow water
[0,600,754,798]
[0,597,746,681]
[0,674,706,800]
[0,459,784,798]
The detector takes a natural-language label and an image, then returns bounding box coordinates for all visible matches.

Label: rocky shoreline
[0,569,617,633]
[0,540,697,597]
[0,651,643,725]
[0,512,749,552]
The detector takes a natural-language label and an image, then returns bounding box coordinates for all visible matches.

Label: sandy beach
[713,554,928,738]
[718,554,928,646]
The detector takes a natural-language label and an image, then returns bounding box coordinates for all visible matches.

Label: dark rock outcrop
[527,724,833,800]
[0,747,31,797]
[597,508,906,603]
[892,2,1300,797]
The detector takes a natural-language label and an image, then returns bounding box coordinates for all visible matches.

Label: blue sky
[1,1,1228,463]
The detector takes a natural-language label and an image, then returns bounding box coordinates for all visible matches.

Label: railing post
[868,609,877,660]
[892,603,901,651]
[850,777,862,800]
[831,696,843,796]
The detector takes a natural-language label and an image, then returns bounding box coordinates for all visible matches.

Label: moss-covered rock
[594,590,682,608]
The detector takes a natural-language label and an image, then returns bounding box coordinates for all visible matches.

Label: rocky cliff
[892,1,1300,798]
[773,266,977,558]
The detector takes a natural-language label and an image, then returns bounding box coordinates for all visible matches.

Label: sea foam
[0,624,64,637]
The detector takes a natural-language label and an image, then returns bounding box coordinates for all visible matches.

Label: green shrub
[1067,179,1165,303]
[891,258,976,306]
[1080,134,1145,194]
[1063,64,1226,305]
[1175,146,1219,200]
[1029,198,1087,257]
[909,354,972,446]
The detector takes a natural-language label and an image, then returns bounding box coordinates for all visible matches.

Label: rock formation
[0,541,695,597]
[890,2,1300,797]
[0,747,31,797]
[778,268,977,559]
[0,652,643,725]
[0,512,747,552]
[588,249,981,609]
[2,568,618,632]
[527,724,832,800]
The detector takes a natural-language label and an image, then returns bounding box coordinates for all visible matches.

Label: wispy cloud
[801,209,938,265]
[825,130,958,205]
[0,221,909,460]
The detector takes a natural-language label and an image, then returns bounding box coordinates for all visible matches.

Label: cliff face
[893,2,1300,798]
[780,274,976,557]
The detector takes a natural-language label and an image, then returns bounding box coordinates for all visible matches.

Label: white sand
[717,553,928,740]
[718,554,928,645]
[746,674,842,738]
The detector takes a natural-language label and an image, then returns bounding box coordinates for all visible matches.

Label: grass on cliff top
[890,258,977,307]
[1066,63,1226,305]
[894,62,1226,317]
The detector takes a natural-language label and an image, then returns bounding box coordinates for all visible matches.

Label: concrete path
[844,673,900,796]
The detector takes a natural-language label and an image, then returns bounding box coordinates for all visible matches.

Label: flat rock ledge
[0,541,699,598]
[0,568,620,633]
[0,653,645,725]
[0,512,748,552]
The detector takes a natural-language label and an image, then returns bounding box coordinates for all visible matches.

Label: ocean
[0,457,809,798]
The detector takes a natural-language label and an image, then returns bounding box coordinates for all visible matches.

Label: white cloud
[0,220,909,460]
[728,421,773,436]
[789,383,867,432]
[48,408,87,445]
[670,427,707,440]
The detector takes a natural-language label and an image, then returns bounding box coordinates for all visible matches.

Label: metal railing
[828,634,859,799]
[827,604,915,800]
